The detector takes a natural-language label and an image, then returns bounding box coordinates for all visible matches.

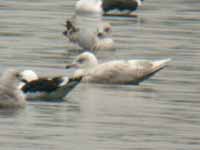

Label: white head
[97,22,112,37]
[95,22,114,50]
[66,52,98,69]
[0,68,26,108]
[135,0,142,6]
[76,0,103,14]
[20,70,38,82]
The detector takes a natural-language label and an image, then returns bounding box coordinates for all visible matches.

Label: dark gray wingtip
[65,64,71,69]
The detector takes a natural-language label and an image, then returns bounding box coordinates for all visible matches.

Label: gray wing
[0,85,16,100]
[0,85,21,107]
[84,59,169,84]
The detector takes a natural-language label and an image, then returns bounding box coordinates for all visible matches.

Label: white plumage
[76,0,103,14]
[18,70,39,89]
[0,69,26,108]
[66,52,171,85]
[63,20,114,51]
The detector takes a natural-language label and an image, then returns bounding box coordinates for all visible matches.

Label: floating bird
[75,0,144,16]
[0,69,26,108]
[65,52,171,85]
[63,19,114,51]
[19,70,82,100]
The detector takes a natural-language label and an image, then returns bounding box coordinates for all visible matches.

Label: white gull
[65,52,171,85]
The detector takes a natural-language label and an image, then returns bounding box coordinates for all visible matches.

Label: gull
[75,0,144,16]
[65,52,171,85]
[0,69,26,108]
[63,19,114,51]
[19,70,82,100]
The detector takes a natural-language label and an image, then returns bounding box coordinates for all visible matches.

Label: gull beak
[97,32,104,38]
[16,74,27,83]
[65,63,79,69]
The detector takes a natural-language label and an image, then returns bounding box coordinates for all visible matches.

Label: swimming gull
[0,68,26,108]
[19,70,82,100]
[65,52,171,85]
[63,19,114,51]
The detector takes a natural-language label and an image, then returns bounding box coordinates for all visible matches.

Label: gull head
[20,70,38,82]
[66,52,98,69]
[75,0,103,14]
[1,68,24,86]
[103,22,112,34]
[97,22,112,38]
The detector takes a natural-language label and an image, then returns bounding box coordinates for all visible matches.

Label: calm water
[0,0,200,149]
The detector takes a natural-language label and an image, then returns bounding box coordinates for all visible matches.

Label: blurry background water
[0,0,200,149]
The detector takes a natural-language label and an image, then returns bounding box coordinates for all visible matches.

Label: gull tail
[133,58,171,85]
[61,76,83,93]
[152,58,171,71]
[50,76,82,99]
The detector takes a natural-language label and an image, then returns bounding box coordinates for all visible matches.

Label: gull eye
[104,27,110,33]
[15,73,20,78]
[77,58,84,64]
[63,30,68,36]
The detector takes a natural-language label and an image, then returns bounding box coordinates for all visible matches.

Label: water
[0,0,200,149]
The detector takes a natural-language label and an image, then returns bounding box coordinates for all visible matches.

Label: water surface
[0,0,200,149]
